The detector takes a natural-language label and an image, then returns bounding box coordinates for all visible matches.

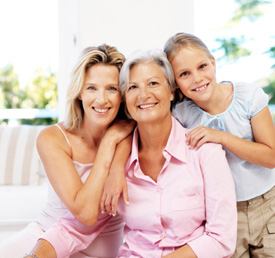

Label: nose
[138,85,150,100]
[193,71,202,83]
[96,89,107,104]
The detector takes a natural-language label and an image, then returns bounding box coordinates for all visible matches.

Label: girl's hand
[100,169,129,216]
[186,126,222,149]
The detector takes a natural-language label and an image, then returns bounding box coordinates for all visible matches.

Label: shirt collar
[127,116,187,169]
[164,116,187,163]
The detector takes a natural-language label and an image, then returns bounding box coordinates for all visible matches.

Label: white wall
[58,0,194,120]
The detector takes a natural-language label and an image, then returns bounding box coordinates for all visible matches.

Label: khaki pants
[231,186,275,258]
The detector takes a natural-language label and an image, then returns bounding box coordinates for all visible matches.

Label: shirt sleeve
[188,143,237,258]
[249,85,269,118]
[39,212,112,257]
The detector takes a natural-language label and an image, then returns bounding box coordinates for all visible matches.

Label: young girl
[164,32,275,258]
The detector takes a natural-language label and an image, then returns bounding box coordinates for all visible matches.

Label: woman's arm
[37,119,135,226]
[101,134,133,216]
[25,239,56,258]
[186,107,275,168]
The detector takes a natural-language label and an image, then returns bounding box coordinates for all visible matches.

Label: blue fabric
[172,81,275,201]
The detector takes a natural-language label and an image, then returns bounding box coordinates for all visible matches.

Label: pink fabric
[40,162,124,258]
[41,117,237,258]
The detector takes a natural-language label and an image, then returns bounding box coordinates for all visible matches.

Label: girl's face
[79,64,121,128]
[170,46,217,104]
[125,62,174,125]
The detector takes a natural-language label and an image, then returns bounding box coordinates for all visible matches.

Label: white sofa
[0,125,48,241]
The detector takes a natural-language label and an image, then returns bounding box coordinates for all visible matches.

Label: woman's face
[79,64,121,128]
[125,62,174,124]
[170,46,217,105]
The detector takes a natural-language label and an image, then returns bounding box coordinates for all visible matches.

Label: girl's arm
[37,119,135,226]
[100,134,133,216]
[187,107,275,168]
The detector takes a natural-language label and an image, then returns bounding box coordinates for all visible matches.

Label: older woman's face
[125,62,174,124]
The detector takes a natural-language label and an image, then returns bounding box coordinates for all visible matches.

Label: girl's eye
[180,71,188,77]
[199,64,207,69]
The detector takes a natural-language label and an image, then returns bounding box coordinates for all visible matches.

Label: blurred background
[1,0,274,125]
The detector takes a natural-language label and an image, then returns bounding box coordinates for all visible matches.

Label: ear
[170,90,175,101]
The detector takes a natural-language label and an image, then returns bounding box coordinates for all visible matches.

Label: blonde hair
[63,44,125,131]
[164,32,213,61]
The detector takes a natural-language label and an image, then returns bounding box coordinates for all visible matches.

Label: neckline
[196,81,235,117]
[73,160,93,166]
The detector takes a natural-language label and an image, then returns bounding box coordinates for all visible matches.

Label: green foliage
[216,0,272,62]
[0,65,58,125]
[214,37,251,61]
[0,64,26,109]
[231,0,271,23]
[263,75,275,104]
[265,46,275,68]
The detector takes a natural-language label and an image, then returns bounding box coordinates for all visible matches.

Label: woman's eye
[200,64,207,69]
[88,86,96,90]
[150,81,158,86]
[109,86,118,91]
[128,85,136,91]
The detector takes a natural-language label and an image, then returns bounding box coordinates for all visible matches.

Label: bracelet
[23,253,39,258]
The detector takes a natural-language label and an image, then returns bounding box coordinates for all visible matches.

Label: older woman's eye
[150,81,158,86]
[128,85,137,91]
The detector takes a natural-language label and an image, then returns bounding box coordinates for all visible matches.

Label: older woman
[26,49,237,258]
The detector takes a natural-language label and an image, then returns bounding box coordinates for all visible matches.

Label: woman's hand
[186,126,222,149]
[105,119,136,144]
[100,168,129,216]
[100,134,133,216]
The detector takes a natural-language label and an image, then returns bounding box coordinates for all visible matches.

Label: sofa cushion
[0,183,48,241]
[0,125,46,185]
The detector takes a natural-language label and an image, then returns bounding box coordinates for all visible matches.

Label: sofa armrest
[0,125,47,185]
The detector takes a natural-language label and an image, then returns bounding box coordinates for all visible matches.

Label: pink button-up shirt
[41,117,237,258]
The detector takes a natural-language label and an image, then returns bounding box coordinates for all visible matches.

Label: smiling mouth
[93,107,110,113]
[192,83,209,92]
[138,103,157,109]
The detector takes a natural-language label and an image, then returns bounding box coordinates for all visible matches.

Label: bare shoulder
[36,123,71,152]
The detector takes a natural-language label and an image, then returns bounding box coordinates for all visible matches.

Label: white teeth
[195,84,208,92]
[94,107,109,113]
[139,104,155,109]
